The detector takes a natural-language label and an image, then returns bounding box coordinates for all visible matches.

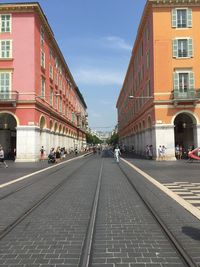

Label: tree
[107,133,118,146]
[86,132,102,145]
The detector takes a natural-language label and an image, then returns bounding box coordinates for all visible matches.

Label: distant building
[0,2,87,161]
[117,0,200,160]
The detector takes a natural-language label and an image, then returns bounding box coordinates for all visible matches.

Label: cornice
[149,0,200,6]
[0,2,87,110]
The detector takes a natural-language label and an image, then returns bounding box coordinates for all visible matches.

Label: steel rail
[0,153,92,201]
[0,156,91,240]
[118,163,197,267]
[79,159,104,267]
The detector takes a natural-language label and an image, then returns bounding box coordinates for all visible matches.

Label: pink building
[0,2,88,161]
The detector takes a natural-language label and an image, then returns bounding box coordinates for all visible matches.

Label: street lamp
[128,95,154,99]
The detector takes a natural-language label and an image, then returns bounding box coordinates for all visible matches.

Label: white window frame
[41,50,45,69]
[50,87,53,106]
[0,71,12,99]
[174,69,194,93]
[0,14,12,33]
[49,64,53,79]
[40,26,45,47]
[173,37,193,58]
[41,76,45,98]
[172,8,192,29]
[0,39,12,59]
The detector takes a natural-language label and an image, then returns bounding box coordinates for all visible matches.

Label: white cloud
[102,36,132,51]
[74,68,124,86]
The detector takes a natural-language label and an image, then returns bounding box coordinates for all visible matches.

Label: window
[0,72,11,99]
[173,38,193,58]
[50,87,53,106]
[172,8,192,28]
[0,14,11,32]
[72,112,75,123]
[59,96,62,112]
[0,40,12,58]
[40,26,45,47]
[41,77,45,98]
[56,95,59,109]
[173,71,194,93]
[49,64,53,79]
[49,47,53,60]
[41,50,45,68]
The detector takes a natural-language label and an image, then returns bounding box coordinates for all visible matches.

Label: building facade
[0,2,88,161]
[116,0,200,160]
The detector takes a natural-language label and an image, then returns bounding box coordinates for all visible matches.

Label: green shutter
[172,9,177,28]
[188,38,193,58]
[189,72,194,90]
[187,8,192,28]
[173,39,178,58]
[173,72,179,91]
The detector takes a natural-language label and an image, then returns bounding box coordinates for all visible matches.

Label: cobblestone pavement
[0,152,200,266]
[91,158,184,267]
[120,154,200,266]
[0,156,100,267]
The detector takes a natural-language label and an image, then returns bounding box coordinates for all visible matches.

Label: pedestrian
[158,145,163,161]
[149,145,153,159]
[0,146,8,168]
[55,147,61,163]
[40,146,45,161]
[75,147,78,156]
[161,145,167,160]
[145,145,150,159]
[175,144,180,160]
[114,145,121,163]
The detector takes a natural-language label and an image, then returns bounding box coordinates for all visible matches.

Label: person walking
[40,146,45,161]
[158,145,163,161]
[161,145,167,160]
[114,145,121,163]
[0,146,8,168]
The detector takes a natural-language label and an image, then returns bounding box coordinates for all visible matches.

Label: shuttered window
[173,38,193,58]
[173,71,194,92]
[172,8,192,28]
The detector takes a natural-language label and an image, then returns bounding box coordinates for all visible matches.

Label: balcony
[0,91,19,106]
[173,88,200,106]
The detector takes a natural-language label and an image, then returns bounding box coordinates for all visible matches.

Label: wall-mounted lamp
[129,95,153,99]
[182,123,187,128]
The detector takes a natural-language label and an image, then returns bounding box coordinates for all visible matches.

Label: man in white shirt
[114,146,121,163]
[0,146,8,168]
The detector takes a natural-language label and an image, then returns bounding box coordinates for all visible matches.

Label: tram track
[0,153,91,201]
[0,151,198,266]
[118,161,197,267]
[0,155,92,240]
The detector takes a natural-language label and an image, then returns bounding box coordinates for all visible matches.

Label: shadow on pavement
[182,226,200,240]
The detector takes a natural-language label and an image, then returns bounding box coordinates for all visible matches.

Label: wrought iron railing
[173,88,197,100]
[0,91,19,103]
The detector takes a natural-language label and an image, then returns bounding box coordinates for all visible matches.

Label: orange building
[117,0,200,160]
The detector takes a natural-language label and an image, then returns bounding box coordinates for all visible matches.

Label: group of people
[158,145,167,160]
[0,145,8,168]
[175,144,195,160]
[40,146,80,164]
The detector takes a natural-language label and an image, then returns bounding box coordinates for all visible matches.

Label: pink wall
[12,13,35,94]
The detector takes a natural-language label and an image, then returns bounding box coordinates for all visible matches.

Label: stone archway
[174,112,197,151]
[0,112,17,159]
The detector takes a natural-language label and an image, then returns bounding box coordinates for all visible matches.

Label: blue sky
[3,0,147,131]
